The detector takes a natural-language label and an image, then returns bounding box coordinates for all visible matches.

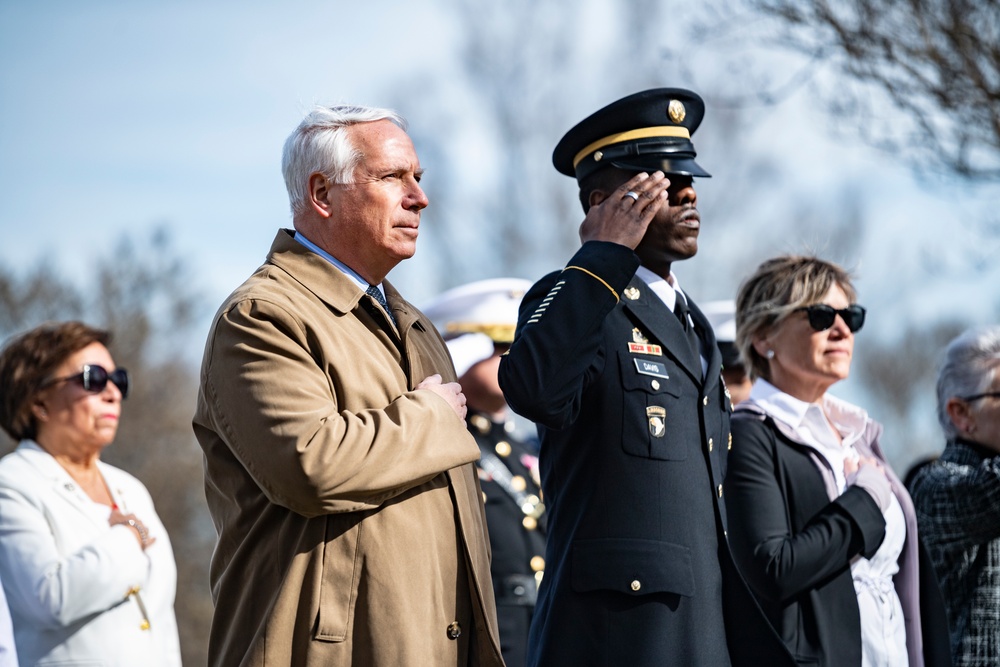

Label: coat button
[703,396,709,406]
[495,441,512,457]
[708,438,714,451]
[447,621,462,640]
[630,580,641,592]
[651,379,660,390]
[530,556,546,572]
[717,484,723,498]
[728,433,733,450]
[522,516,538,531]
[511,475,527,491]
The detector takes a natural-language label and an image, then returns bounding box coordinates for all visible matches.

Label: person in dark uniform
[424,279,547,667]
[703,299,753,405]
[498,88,793,667]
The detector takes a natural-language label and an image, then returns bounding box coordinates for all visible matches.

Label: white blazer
[0,441,181,667]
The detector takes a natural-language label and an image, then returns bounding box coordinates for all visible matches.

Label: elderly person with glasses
[0,322,180,667]
[724,255,950,667]
[908,325,1000,666]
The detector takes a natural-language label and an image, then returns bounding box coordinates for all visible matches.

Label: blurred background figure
[703,299,752,405]
[0,574,16,667]
[424,278,545,667]
[0,322,181,667]
[726,256,950,667]
[909,325,1000,666]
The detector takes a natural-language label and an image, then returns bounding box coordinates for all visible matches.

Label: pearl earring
[765,350,775,359]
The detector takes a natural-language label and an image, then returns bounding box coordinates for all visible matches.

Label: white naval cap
[422,278,531,377]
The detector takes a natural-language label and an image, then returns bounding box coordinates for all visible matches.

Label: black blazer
[499,242,793,667]
[726,406,952,667]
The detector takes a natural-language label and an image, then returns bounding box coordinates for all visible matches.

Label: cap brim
[610,156,711,178]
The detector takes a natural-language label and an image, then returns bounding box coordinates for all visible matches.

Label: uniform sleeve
[499,241,639,430]
[197,296,479,517]
[724,416,886,603]
[0,480,149,628]
[910,456,1000,548]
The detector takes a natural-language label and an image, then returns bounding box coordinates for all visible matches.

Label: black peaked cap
[553,88,710,181]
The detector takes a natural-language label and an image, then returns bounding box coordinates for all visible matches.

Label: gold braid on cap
[573,126,691,169]
[445,322,517,344]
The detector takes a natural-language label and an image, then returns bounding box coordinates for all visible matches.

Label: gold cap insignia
[624,286,640,300]
[667,99,686,124]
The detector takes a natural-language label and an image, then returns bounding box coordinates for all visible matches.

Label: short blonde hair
[735,255,856,382]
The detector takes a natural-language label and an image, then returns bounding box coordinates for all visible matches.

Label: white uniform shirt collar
[634,265,682,312]
[293,230,386,298]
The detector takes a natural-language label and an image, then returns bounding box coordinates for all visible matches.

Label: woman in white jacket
[0,321,181,667]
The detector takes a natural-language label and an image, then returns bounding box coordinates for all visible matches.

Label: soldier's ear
[588,189,609,208]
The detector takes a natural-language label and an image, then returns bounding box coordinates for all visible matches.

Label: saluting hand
[417,374,468,421]
[579,171,670,250]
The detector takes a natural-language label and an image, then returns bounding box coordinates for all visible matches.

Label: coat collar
[266,229,427,337]
[620,276,721,386]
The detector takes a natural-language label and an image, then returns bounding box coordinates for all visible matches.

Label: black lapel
[620,277,702,381]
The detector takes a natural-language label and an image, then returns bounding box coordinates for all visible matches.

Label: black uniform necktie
[674,295,701,361]
[366,285,397,328]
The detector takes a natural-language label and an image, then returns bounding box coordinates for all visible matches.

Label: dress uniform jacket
[193,229,503,666]
[467,411,546,667]
[498,241,792,667]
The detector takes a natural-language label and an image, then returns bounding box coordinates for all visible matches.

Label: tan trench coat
[193,230,503,666]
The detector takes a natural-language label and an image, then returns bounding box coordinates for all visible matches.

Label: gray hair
[281,104,407,217]
[936,325,1000,439]
[735,255,856,382]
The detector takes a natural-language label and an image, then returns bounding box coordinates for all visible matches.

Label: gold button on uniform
[717,484,723,498]
[495,441,512,457]
[447,621,462,640]
[728,433,733,450]
[630,580,641,591]
[511,475,527,492]
[522,516,538,531]
[703,396,709,406]
[530,556,545,572]
[708,438,714,452]
[651,379,660,390]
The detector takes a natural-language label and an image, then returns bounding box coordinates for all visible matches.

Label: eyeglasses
[43,364,130,399]
[795,304,866,333]
[959,391,1000,403]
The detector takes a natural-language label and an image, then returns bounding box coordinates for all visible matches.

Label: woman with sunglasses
[0,321,181,666]
[724,256,950,667]
[908,326,1000,666]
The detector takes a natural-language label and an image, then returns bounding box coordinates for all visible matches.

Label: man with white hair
[194,105,503,666]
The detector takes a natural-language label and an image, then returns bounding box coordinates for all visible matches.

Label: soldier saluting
[499,88,793,667]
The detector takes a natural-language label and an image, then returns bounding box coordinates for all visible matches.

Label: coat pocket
[314,515,364,642]
[571,537,694,597]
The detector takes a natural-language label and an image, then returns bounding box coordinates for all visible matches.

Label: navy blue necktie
[366,285,397,328]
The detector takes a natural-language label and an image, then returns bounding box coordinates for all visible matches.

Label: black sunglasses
[795,304,867,333]
[44,364,130,399]
[959,391,1000,403]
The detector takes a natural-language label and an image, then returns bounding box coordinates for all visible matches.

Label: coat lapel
[621,277,702,382]
[16,442,108,528]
